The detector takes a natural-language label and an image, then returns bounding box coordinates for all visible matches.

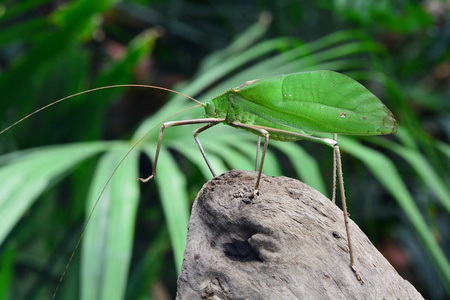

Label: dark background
[0,1,449,299]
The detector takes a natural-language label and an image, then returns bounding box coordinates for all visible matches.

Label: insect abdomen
[233,71,397,135]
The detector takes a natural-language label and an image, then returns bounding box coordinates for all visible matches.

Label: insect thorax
[205,89,308,142]
[204,91,231,119]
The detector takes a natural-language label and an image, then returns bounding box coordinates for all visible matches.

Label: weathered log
[176,170,423,299]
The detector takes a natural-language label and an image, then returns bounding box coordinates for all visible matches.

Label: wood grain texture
[176,170,423,300]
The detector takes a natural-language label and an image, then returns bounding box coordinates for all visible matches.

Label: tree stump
[176,170,423,300]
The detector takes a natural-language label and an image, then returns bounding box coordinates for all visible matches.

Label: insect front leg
[193,122,221,177]
[138,118,224,182]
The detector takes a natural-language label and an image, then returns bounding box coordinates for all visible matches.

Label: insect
[137,70,397,283]
[1,70,397,296]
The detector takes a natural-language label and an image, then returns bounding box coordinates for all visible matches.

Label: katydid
[138,70,397,283]
[1,70,397,295]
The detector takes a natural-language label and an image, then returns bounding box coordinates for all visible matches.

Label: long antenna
[51,103,202,299]
[0,84,204,299]
[0,84,203,135]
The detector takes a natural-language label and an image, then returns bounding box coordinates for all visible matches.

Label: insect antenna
[51,102,202,299]
[0,84,203,135]
[0,84,203,299]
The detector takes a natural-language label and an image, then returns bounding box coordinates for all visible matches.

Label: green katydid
[136,70,397,283]
[1,70,397,295]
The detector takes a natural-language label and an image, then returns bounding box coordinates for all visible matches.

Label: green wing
[234,70,397,135]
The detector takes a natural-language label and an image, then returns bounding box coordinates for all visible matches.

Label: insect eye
[204,101,216,115]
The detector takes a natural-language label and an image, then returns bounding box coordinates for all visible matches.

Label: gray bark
[176,169,423,300]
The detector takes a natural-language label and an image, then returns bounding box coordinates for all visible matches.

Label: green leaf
[78,29,159,141]
[0,245,15,300]
[383,140,450,214]
[199,12,272,71]
[0,142,110,246]
[171,141,228,179]
[271,142,327,196]
[339,136,450,289]
[0,0,54,23]
[144,145,190,273]
[81,144,140,300]
[437,141,450,160]
[0,17,48,45]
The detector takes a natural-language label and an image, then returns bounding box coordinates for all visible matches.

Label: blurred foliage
[0,0,449,299]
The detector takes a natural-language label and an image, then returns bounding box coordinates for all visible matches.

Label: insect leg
[230,124,363,283]
[193,122,221,177]
[334,143,363,283]
[332,133,338,203]
[255,136,261,171]
[138,118,224,182]
[255,131,269,194]
[230,122,269,196]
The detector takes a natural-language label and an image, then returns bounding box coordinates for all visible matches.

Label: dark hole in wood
[223,239,262,262]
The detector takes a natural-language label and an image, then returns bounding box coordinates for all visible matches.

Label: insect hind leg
[255,136,261,171]
[332,133,338,203]
[228,123,364,284]
[320,135,364,283]
[333,140,364,284]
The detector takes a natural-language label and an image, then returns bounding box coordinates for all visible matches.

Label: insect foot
[177,170,423,300]
[250,189,260,199]
[138,175,154,182]
[352,265,365,285]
